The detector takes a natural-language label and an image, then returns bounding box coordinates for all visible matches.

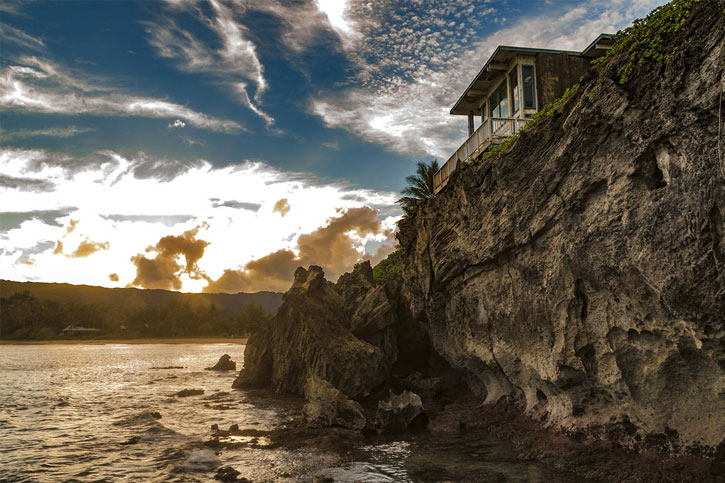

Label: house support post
[467,112,474,137]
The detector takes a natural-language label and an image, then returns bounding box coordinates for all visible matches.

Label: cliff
[398,0,725,452]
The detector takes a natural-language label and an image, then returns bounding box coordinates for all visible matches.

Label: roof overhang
[449,34,613,116]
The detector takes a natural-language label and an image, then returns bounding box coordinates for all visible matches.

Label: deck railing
[433,117,528,194]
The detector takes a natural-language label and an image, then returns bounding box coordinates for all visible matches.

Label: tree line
[0,291,272,340]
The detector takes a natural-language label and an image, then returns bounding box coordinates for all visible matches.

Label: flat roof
[450,34,613,116]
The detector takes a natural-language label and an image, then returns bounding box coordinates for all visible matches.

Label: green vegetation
[592,0,701,84]
[0,290,272,340]
[372,248,403,286]
[526,84,580,127]
[472,84,580,166]
[398,160,439,214]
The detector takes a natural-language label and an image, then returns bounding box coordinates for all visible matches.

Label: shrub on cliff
[372,248,403,286]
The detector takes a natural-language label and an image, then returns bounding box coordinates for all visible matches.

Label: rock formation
[398,0,725,452]
[233,262,431,430]
[207,354,236,371]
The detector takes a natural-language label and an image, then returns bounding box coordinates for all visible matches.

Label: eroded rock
[375,391,428,433]
[302,376,366,431]
[397,0,725,451]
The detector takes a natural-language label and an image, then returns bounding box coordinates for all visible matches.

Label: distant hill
[0,280,283,314]
[0,280,285,340]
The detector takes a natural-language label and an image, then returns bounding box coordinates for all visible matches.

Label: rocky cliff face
[234,264,429,405]
[398,0,725,451]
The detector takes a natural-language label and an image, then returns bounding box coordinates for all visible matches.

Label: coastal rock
[207,354,236,371]
[375,391,428,433]
[397,0,725,451]
[302,376,367,431]
[234,265,389,397]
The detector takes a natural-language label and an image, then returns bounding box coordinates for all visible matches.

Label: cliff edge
[398,0,725,452]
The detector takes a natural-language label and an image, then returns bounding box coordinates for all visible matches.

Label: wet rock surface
[374,391,428,434]
[207,354,237,371]
[398,0,725,454]
[303,376,367,430]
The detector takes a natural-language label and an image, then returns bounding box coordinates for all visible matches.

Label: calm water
[0,344,583,482]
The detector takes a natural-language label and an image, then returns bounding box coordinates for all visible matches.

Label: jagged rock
[375,391,428,433]
[234,266,389,397]
[302,376,366,430]
[207,354,236,371]
[397,0,725,451]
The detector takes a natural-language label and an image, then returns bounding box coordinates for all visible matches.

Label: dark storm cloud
[210,200,262,211]
[0,174,55,192]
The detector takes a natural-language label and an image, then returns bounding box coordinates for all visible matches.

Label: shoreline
[0,337,248,345]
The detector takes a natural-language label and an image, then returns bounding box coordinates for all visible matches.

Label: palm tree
[397,160,439,214]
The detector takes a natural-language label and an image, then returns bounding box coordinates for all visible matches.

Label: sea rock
[177,389,204,397]
[234,265,390,397]
[397,0,725,450]
[302,376,366,431]
[207,354,236,371]
[375,391,428,433]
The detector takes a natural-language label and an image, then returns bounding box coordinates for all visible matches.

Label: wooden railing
[433,117,528,194]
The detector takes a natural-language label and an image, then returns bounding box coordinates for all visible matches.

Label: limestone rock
[397,0,725,451]
[303,376,366,431]
[375,391,428,433]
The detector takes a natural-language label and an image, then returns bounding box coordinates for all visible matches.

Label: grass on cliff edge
[372,248,403,286]
[591,0,702,84]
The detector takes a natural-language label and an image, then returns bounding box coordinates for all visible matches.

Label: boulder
[207,354,236,371]
[302,376,366,431]
[375,391,428,433]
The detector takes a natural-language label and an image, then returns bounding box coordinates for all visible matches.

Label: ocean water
[0,343,584,482]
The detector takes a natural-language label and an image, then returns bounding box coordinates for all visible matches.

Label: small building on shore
[60,325,103,336]
[434,33,613,193]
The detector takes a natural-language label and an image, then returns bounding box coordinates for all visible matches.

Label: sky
[1,0,668,293]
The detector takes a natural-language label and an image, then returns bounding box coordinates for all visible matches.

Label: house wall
[534,52,590,107]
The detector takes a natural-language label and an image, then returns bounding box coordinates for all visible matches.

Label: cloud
[0,22,45,51]
[0,126,95,140]
[273,198,291,217]
[204,206,387,293]
[210,200,261,211]
[0,174,55,192]
[0,57,242,132]
[308,0,668,159]
[69,239,110,258]
[0,209,73,233]
[109,273,119,282]
[129,225,210,290]
[168,119,186,128]
[144,0,272,125]
[1,147,399,290]
[104,214,197,225]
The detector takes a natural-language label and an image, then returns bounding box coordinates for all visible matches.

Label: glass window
[509,66,519,114]
[522,65,536,110]
[488,79,509,119]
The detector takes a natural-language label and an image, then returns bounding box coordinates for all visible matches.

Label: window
[522,65,536,110]
[509,66,519,115]
[488,79,509,118]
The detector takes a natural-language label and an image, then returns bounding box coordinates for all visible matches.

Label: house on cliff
[433,33,613,194]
